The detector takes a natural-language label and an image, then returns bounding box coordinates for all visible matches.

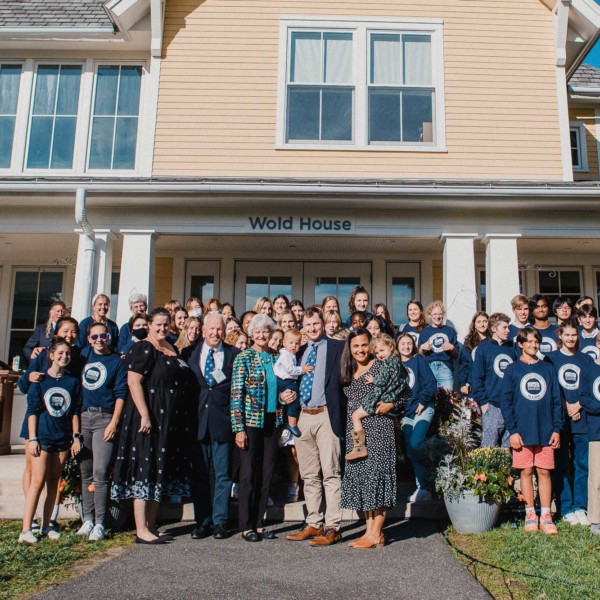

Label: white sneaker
[574,509,590,526]
[286,483,299,503]
[562,512,580,526]
[231,483,239,500]
[590,523,600,535]
[18,530,38,544]
[76,520,94,536]
[407,488,433,503]
[42,527,61,540]
[88,524,105,541]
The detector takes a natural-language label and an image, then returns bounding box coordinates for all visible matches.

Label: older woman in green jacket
[231,313,283,542]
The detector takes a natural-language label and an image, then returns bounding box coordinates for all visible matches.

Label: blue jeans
[428,361,454,390]
[192,439,232,527]
[402,405,435,491]
[553,432,589,516]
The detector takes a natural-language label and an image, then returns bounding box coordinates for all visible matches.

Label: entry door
[386,262,420,326]
[234,261,303,314]
[185,260,221,305]
[303,262,371,322]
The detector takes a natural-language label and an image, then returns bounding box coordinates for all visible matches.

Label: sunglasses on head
[90,333,109,341]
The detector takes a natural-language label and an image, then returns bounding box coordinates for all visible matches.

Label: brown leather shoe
[285,524,324,541]
[309,528,342,546]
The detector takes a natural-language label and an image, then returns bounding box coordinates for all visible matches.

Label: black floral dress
[111,341,196,502]
[341,360,397,511]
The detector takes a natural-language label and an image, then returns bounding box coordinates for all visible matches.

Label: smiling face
[555,302,572,322]
[225,320,240,335]
[130,300,147,314]
[532,299,549,321]
[280,313,296,332]
[579,313,597,332]
[397,336,415,359]
[260,301,273,316]
[273,297,288,315]
[291,304,304,321]
[374,341,392,361]
[366,319,382,337]
[354,292,369,312]
[174,310,188,331]
[519,332,540,359]
[251,326,272,351]
[351,313,365,330]
[407,303,421,324]
[88,324,109,353]
[268,330,283,352]
[221,305,233,320]
[49,304,65,323]
[475,315,489,335]
[187,320,201,342]
[322,298,339,313]
[93,296,110,319]
[559,326,579,352]
[203,314,224,348]
[55,321,78,345]
[303,313,324,342]
[149,315,170,342]
[350,334,371,366]
[513,303,529,325]
[235,334,248,351]
[430,307,444,327]
[49,343,71,368]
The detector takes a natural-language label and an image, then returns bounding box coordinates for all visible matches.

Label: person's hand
[279,389,296,405]
[302,365,314,374]
[442,342,454,351]
[572,412,581,422]
[549,432,561,449]
[421,341,432,352]
[235,431,248,450]
[364,373,374,384]
[71,438,82,457]
[375,402,395,415]
[415,404,424,416]
[460,385,469,395]
[31,347,44,359]
[509,433,523,451]
[29,440,40,457]
[566,402,581,418]
[28,371,44,383]
[481,403,489,414]
[139,415,152,435]
[104,420,119,442]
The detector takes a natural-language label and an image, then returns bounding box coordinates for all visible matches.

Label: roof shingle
[0,0,114,29]
[570,63,600,88]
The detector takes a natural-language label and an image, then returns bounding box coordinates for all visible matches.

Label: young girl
[278,310,297,332]
[225,329,249,351]
[457,311,490,396]
[323,310,343,339]
[374,303,397,336]
[401,300,427,346]
[419,301,458,390]
[20,339,82,543]
[345,334,411,461]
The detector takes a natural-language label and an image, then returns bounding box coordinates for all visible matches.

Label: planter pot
[444,490,501,534]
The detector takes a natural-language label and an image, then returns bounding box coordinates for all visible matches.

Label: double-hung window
[570,123,588,172]
[279,17,445,151]
[0,64,22,169]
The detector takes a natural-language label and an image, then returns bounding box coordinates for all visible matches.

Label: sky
[585,1,600,66]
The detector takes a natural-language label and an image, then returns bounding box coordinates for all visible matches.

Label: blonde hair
[175,317,201,352]
[225,329,248,347]
[370,333,398,358]
[426,300,446,322]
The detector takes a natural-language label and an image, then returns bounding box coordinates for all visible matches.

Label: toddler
[274,328,313,437]
[346,334,411,461]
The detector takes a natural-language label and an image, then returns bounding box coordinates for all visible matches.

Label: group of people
[15,285,600,547]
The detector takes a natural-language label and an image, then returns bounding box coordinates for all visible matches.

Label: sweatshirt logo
[593,376,600,402]
[405,367,415,389]
[44,387,72,417]
[520,373,547,401]
[406,331,419,346]
[493,354,513,378]
[82,362,108,391]
[540,337,557,354]
[582,345,600,360]
[429,333,449,353]
[558,364,580,391]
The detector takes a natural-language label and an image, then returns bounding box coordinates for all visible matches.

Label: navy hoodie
[579,329,599,361]
[402,354,437,416]
[580,361,600,441]
[419,324,458,368]
[81,350,128,411]
[471,339,516,408]
[533,323,558,355]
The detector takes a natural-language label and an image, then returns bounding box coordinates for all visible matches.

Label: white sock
[540,506,551,517]
[51,505,60,521]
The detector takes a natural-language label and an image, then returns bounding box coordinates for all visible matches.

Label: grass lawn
[447,522,600,600]
[0,520,134,600]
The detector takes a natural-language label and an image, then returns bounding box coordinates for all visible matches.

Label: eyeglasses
[90,333,109,341]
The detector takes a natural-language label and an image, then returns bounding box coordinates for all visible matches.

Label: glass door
[185,260,221,305]
[386,262,420,327]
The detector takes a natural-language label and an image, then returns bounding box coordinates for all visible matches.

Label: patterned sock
[525,506,536,518]
[540,507,551,517]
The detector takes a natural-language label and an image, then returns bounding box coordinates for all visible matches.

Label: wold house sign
[246,216,355,233]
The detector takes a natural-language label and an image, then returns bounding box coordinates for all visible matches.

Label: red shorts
[512,445,555,470]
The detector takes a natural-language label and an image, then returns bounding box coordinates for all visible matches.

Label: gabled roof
[0,0,114,29]
[570,62,600,88]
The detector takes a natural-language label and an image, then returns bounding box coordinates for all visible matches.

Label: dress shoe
[309,528,341,546]
[135,536,167,545]
[285,524,324,541]
[242,530,260,542]
[259,529,277,540]
[191,524,213,539]
[213,525,228,540]
[351,534,385,549]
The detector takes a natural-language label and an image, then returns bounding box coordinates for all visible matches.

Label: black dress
[111,341,196,502]
[341,360,397,511]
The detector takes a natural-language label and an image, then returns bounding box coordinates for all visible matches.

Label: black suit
[188,340,240,528]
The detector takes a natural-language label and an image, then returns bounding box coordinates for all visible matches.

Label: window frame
[276,16,446,152]
[570,122,588,173]
[0,60,25,174]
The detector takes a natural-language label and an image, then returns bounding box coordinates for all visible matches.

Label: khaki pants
[295,409,342,530]
[589,441,600,524]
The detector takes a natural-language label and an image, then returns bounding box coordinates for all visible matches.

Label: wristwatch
[73,433,82,440]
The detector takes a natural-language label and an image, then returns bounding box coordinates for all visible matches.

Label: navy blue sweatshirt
[419,324,458,368]
[402,354,437,416]
[25,373,81,446]
[77,317,119,351]
[534,323,558,355]
[579,329,599,361]
[117,323,132,354]
[546,349,593,435]
[81,350,128,411]
[580,361,600,441]
[500,359,564,446]
[398,324,422,347]
[471,339,516,408]
[18,346,85,395]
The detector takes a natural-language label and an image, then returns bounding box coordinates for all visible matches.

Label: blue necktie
[299,344,318,406]
[204,348,216,387]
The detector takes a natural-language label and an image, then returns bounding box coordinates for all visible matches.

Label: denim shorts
[40,442,71,453]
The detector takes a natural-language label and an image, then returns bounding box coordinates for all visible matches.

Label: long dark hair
[340,328,372,386]
[463,311,490,352]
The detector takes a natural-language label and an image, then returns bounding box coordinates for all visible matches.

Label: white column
[483,234,521,316]
[441,233,478,339]
[71,231,96,321]
[94,230,116,296]
[117,230,155,326]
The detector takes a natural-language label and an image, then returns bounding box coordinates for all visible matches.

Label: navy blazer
[23,323,53,361]
[188,340,240,443]
[298,337,347,438]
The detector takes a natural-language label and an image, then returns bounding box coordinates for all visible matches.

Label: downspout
[74,188,96,319]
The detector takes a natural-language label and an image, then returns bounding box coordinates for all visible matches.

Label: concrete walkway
[36,520,491,600]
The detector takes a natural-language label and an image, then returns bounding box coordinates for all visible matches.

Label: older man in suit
[23,301,66,361]
[284,307,346,546]
[188,312,240,540]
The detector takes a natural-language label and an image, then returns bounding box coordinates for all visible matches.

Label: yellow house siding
[432,260,443,303]
[154,0,563,180]
[569,107,599,180]
[154,257,174,308]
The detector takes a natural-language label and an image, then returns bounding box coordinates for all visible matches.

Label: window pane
[37,272,64,324]
[370,34,401,85]
[89,116,115,169]
[290,31,321,83]
[95,66,119,116]
[56,66,82,115]
[324,33,352,84]
[369,89,400,142]
[559,270,581,294]
[403,34,432,85]
[0,64,22,114]
[190,276,214,305]
[322,89,352,141]
[269,277,292,300]
[50,116,77,169]
[402,91,433,142]
[11,272,39,329]
[27,117,53,168]
[479,270,486,312]
[314,277,338,303]
[117,66,142,115]
[246,276,269,312]
[337,277,361,322]
[570,129,580,168]
[113,116,138,169]
[539,271,559,295]
[392,277,415,324]
[287,87,320,140]
[33,65,59,115]
[0,117,16,168]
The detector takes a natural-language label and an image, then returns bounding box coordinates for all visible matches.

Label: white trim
[595,109,600,174]
[0,60,25,173]
[281,16,444,25]
[570,121,589,172]
[138,56,160,177]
